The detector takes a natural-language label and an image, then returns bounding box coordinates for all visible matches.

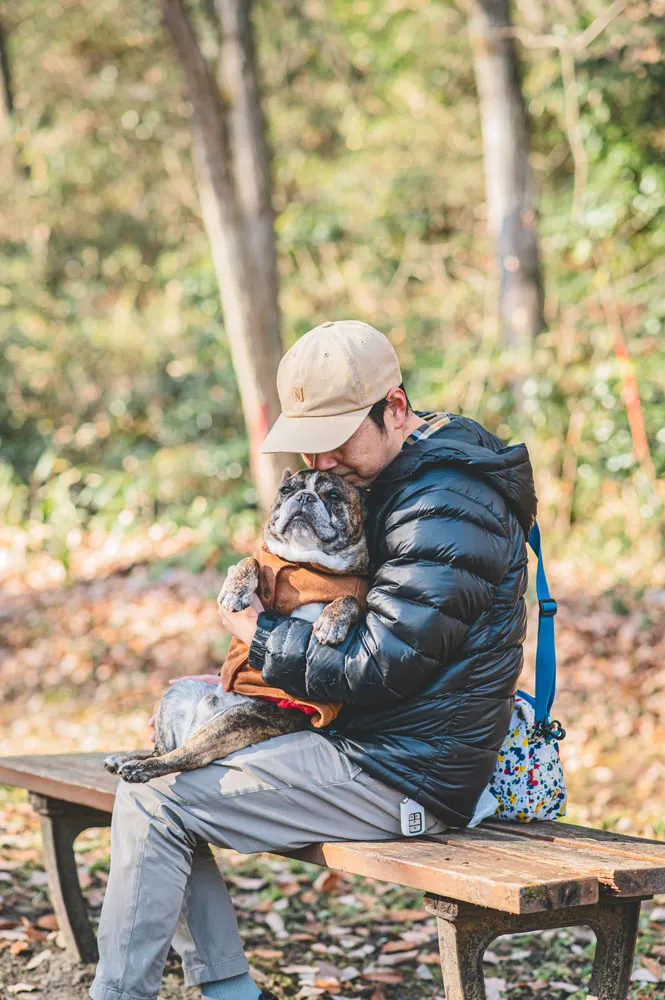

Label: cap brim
[259,406,372,454]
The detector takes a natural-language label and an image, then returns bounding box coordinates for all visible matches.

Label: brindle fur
[312,594,364,644]
[217,557,260,612]
[103,469,369,784]
[103,688,309,783]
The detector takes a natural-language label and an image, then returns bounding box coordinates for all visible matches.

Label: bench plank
[0,752,124,813]
[292,839,598,914]
[485,820,665,864]
[439,829,665,896]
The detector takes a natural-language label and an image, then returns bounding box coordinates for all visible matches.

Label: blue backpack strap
[527,522,565,740]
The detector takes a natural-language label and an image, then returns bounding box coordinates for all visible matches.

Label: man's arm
[248,477,515,709]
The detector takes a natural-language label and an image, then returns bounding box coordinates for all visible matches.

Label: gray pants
[89,729,446,1000]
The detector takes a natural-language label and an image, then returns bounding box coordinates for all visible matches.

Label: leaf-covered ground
[2,530,665,998]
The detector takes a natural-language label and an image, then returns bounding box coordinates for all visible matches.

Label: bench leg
[587,898,641,1000]
[424,895,647,1000]
[435,910,493,999]
[29,793,111,964]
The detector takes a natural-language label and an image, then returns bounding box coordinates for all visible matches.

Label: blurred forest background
[3,1,665,996]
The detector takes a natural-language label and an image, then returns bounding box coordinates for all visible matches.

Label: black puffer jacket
[248,414,538,826]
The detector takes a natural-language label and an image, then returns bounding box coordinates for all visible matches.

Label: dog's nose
[295,490,317,505]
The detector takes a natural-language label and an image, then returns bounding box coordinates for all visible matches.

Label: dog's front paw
[103,753,131,774]
[217,557,260,612]
[313,616,350,645]
[117,759,152,783]
[217,587,253,612]
[313,595,362,646]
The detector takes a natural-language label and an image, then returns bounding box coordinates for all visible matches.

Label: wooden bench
[2,753,665,1000]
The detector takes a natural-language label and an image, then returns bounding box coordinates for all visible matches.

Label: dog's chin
[283,514,335,545]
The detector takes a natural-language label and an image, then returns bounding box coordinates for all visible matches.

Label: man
[90,319,537,1000]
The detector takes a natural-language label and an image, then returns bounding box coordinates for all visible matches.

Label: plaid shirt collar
[401,411,450,451]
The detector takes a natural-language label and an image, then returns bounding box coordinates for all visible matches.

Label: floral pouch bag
[487,522,567,822]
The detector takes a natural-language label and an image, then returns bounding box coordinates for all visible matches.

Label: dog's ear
[279,467,294,487]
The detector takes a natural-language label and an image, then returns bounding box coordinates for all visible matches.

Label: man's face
[301,412,402,488]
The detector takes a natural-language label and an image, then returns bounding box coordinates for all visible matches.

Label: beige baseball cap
[260,319,403,454]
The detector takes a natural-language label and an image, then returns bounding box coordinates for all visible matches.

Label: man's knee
[113,773,179,826]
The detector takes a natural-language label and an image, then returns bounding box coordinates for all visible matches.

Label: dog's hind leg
[116,702,308,783]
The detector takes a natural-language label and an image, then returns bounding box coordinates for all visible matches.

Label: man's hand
[217,591,265,646]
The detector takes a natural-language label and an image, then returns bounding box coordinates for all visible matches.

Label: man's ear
[279,467,294,487]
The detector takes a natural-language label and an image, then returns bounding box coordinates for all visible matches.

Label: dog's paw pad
[313,619,348,645]
[118,761,150,783]
[217,591,250,612]
[102,755,126,774]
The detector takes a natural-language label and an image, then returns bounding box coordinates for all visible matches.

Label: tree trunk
[161,0,295,514]
[469,0,545,353]
[0,19,14,138]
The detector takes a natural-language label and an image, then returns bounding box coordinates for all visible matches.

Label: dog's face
[263,468,370,574]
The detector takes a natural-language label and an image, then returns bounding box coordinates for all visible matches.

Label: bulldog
[103,469,370,783]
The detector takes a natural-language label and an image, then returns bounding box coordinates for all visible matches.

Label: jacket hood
[373,413,538,537]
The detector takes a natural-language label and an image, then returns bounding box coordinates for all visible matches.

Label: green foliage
[1,0,664,584]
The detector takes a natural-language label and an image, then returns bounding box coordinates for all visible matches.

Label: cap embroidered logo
[292,386,304,402]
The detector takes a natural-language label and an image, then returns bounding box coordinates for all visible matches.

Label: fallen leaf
[313,978,340,991]
[247,965,268,986]
[388,908,430,923]
[381,940,418,953]
[27,871,49,887]
[486,978,506,1000]
[339,966,360,981]
[264,911,287,938]
[9,940,30,956]
[0,920,20,930]
[649,907,665,923]
[631,968,659,983]
[20,919,46,943]
[399,928,435,944]
[228,875,267,890]
[640,956,664,981]
[277,881,300,897]
[300,891,316,905]
[369,990,386,1000]
[378,948,418,966]
[416,963,434,980]
[0,929,28,941]
[361,970,403,984]
[7,986,39,995]
[313,871,345,893]
[25,950,52,970]
[316,961,342,980]
[250,948,284,960]
[418,952,440,964]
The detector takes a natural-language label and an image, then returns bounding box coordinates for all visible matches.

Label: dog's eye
[326,491,343,503]
[280,484,293,495]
